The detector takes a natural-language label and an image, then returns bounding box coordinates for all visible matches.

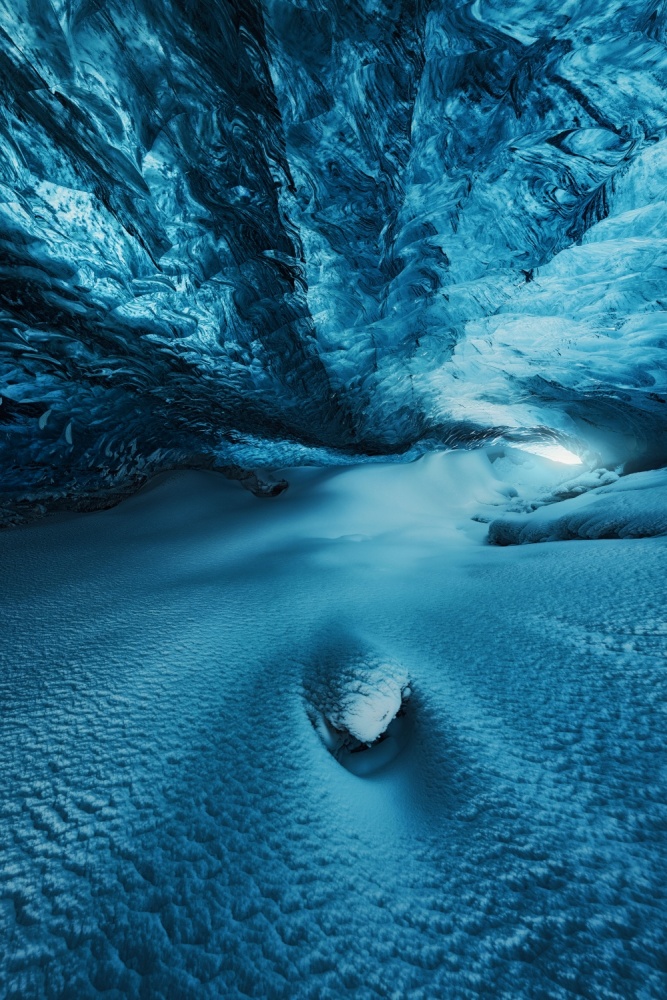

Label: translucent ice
[2,1,667,518]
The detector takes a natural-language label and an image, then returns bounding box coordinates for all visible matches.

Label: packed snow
[0,452,666,998]
[490,467,667,544]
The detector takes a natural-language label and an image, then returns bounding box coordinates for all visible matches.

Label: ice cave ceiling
[2,0,667,518]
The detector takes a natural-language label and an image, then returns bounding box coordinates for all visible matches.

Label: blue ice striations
[1,0,667,518]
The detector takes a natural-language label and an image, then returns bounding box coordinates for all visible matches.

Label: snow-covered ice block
[304,645,412,775]
[488,468,667,544]
[305,648,410,745]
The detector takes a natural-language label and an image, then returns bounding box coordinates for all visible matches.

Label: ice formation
[306,651,409,746]
[304,645,412,775]
[2,0,667,521]
[2,2,667,998]
[489,466,667,543]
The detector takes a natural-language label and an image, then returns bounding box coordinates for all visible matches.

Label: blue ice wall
[2,0,667,516]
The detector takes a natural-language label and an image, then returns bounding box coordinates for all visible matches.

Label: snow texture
[489,467,667,544]
[1,455,666,999]
[305,648,409,745]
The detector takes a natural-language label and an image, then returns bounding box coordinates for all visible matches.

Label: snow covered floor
[0,455,666,999]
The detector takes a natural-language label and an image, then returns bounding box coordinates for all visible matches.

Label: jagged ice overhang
[1,0,667,520]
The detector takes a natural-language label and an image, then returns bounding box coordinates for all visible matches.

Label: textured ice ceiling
[2,0,667,517]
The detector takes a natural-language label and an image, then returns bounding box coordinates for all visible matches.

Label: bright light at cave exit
[517,442,584,465]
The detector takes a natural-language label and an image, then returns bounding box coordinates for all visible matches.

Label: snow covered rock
[304,646,411,772]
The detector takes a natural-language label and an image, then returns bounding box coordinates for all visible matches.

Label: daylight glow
[517,442,584,465]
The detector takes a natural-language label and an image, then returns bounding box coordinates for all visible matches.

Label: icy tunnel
[1,2,667,998]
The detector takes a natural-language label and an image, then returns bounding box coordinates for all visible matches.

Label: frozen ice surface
[0,453,666,999]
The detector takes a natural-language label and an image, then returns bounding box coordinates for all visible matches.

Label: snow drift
[1,458,666,998]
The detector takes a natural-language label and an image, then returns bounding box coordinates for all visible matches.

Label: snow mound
[305,649,410,746]
[488,468,667,544]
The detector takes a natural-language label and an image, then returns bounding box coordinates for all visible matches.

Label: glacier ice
[2,2,667,997]
[2,0,667,519]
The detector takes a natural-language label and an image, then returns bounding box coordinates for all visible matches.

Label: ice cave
[1,1,667,997]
